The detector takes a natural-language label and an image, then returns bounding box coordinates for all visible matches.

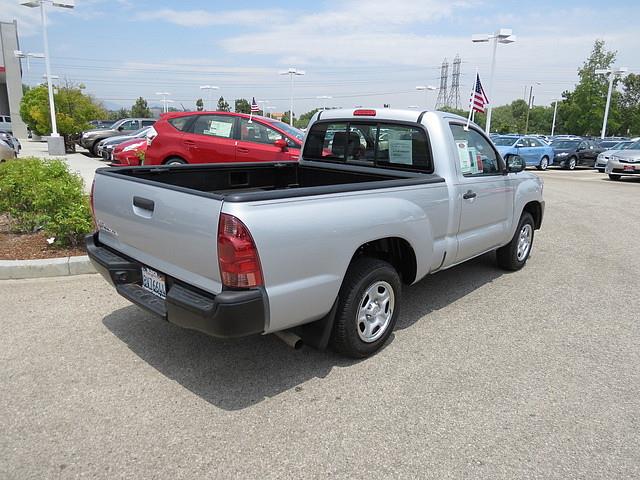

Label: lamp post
[155,92,171,113]
[415,85,436,109]
[13,50,45,71]
[264,105,276,118]
[471,28,516,134]
[199,85,219,111]
[524,81,541,134]
[316,95,332,110]
[279,68,305,126]
[22,0,74,152]
[595,67,628,139]
[551,99,559,136]
[258,100,269,115]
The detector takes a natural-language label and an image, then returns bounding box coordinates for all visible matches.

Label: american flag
[251,97,260,113]
[470,73,489,113]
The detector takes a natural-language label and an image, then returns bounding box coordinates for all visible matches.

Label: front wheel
[330,258,401,358]
[496,212,535,271]
[567,157,577,170]
[537,156,549,171]
[608,174,621,181]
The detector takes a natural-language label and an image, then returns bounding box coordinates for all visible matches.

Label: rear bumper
[86,233,266,338]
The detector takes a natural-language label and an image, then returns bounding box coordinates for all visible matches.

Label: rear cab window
[304,121,432,172]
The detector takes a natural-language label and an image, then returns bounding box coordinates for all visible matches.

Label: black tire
[608,174,621,181]
[330,258,401,358]
[537,156,549,171]
[90,141,101,157]
[164,157,187,165]
[496,212,535,271]
[567,156,577,170]
[597,169,604,173]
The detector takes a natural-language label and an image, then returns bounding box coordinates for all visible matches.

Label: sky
[2,0,640,115]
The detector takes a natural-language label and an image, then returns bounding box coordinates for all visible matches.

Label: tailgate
[93,172,224,294]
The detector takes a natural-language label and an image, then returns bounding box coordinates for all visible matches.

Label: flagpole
[465,68,478,130]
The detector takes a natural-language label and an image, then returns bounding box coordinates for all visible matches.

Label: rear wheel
[537,156,549,170]
[567,156,577,170]
[608,174,621,181]
[164,157,187,165]
[90,141,101,157]
[496,212,535,271]
[597,168,604,173]
[330,258,401,358]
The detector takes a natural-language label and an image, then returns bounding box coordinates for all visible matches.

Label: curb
[0,255,96,280]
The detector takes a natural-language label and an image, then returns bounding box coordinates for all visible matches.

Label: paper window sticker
[388,139,413,165]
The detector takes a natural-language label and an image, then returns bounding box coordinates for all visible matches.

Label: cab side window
[119,120,138,131]
[450,124,501,176]
[191,115,234,138]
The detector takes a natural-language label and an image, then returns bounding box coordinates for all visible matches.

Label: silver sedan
[605,149,640,181]
[0,138,16,161]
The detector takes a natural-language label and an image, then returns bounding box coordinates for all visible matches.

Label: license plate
[623,165,636,171]
[141,266,166,299]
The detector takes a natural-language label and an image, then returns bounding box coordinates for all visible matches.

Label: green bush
[0,157,93,247]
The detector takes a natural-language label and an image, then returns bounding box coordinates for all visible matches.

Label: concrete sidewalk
[17,140,106,193]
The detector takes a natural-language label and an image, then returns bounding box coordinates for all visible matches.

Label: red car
[145,111,304,166]
[111,137,147,166]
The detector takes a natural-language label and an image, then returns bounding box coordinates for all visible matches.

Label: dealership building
[0,20,27,138]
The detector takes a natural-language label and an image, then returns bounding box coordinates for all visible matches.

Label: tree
[196,98,204,112]
[294,108,320,129]
[131,97,152,118]
[281,110,294,125]
[234,98,250,114]
[217,96,230,112]
[109,108,130,120]
[560,40,618,136]
[619,73,640,136]
[20,82,106,136]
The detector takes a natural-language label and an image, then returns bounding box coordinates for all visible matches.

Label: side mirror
[117,125,125,131]
[274,138,287,150]
[505,154,525,173]
[515,142,526,148]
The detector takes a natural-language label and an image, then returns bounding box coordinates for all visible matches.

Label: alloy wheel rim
[517,224,533,261]
[541,158,548,169]
[356,281,395,343]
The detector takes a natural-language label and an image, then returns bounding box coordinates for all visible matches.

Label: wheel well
[351,237,417,285]
[163,156,186,164]
[523,201,542,230]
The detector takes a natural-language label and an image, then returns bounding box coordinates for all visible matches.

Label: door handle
[133,196,154,212]
[237,147,249,154]
[183,140,196,149]
[463,190,477,200]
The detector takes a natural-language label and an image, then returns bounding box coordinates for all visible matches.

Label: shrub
[0,157,93,247]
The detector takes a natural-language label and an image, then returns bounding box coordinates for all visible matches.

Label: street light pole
[595,67,628,139]
[524,82,541,135]
[258,100,269,115]
[472,28,516,134]
[280,68,305,126]
[155,92,170,113]
[551,99,559,136]
[415,86,436,109]
[199,85,219,111]
[316,95,332,110]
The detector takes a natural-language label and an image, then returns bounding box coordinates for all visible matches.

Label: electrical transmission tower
[447,54,462,110]
[435,58,449,110]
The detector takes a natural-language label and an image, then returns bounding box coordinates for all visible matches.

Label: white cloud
[139,8,287,27]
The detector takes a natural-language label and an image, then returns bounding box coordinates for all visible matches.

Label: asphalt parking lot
[1,168,639,479]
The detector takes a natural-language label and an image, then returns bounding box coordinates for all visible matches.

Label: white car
[0,138,16,161]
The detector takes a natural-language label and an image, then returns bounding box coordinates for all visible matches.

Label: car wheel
[164,157,187,165]
[608,174,621,181]
[568,156,577,170]
[91,142,101,157]
[496,212,535,271]
[537,156,549,171]
[597,168,604,173]
[330,257,401,358]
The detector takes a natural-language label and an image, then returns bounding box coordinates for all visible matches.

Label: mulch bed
[0,215,86,260]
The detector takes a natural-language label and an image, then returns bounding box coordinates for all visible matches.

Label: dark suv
[551,138,604,169]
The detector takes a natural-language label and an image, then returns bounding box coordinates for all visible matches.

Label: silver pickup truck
[87,109,544,358]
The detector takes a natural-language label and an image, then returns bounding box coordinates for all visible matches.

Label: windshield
[623,140,640,150]
[132,127,150,137]
[599,140,619,148]
[269,120,305,142]
[551,140,579,148]
[492,136,519,146]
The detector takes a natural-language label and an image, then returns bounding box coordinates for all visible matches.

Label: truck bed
[99,161,444,202]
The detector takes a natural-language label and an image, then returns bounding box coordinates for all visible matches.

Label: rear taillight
[217,213,263,288]
[90,179,96,227]
[353,109,376,116]
[146,126,158,146]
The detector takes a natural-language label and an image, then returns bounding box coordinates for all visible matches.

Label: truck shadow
[102,252,503,411]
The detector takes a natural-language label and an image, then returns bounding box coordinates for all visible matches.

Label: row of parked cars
[78,113,640,181]
[79,112,305,166]
[489,133,640,180]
